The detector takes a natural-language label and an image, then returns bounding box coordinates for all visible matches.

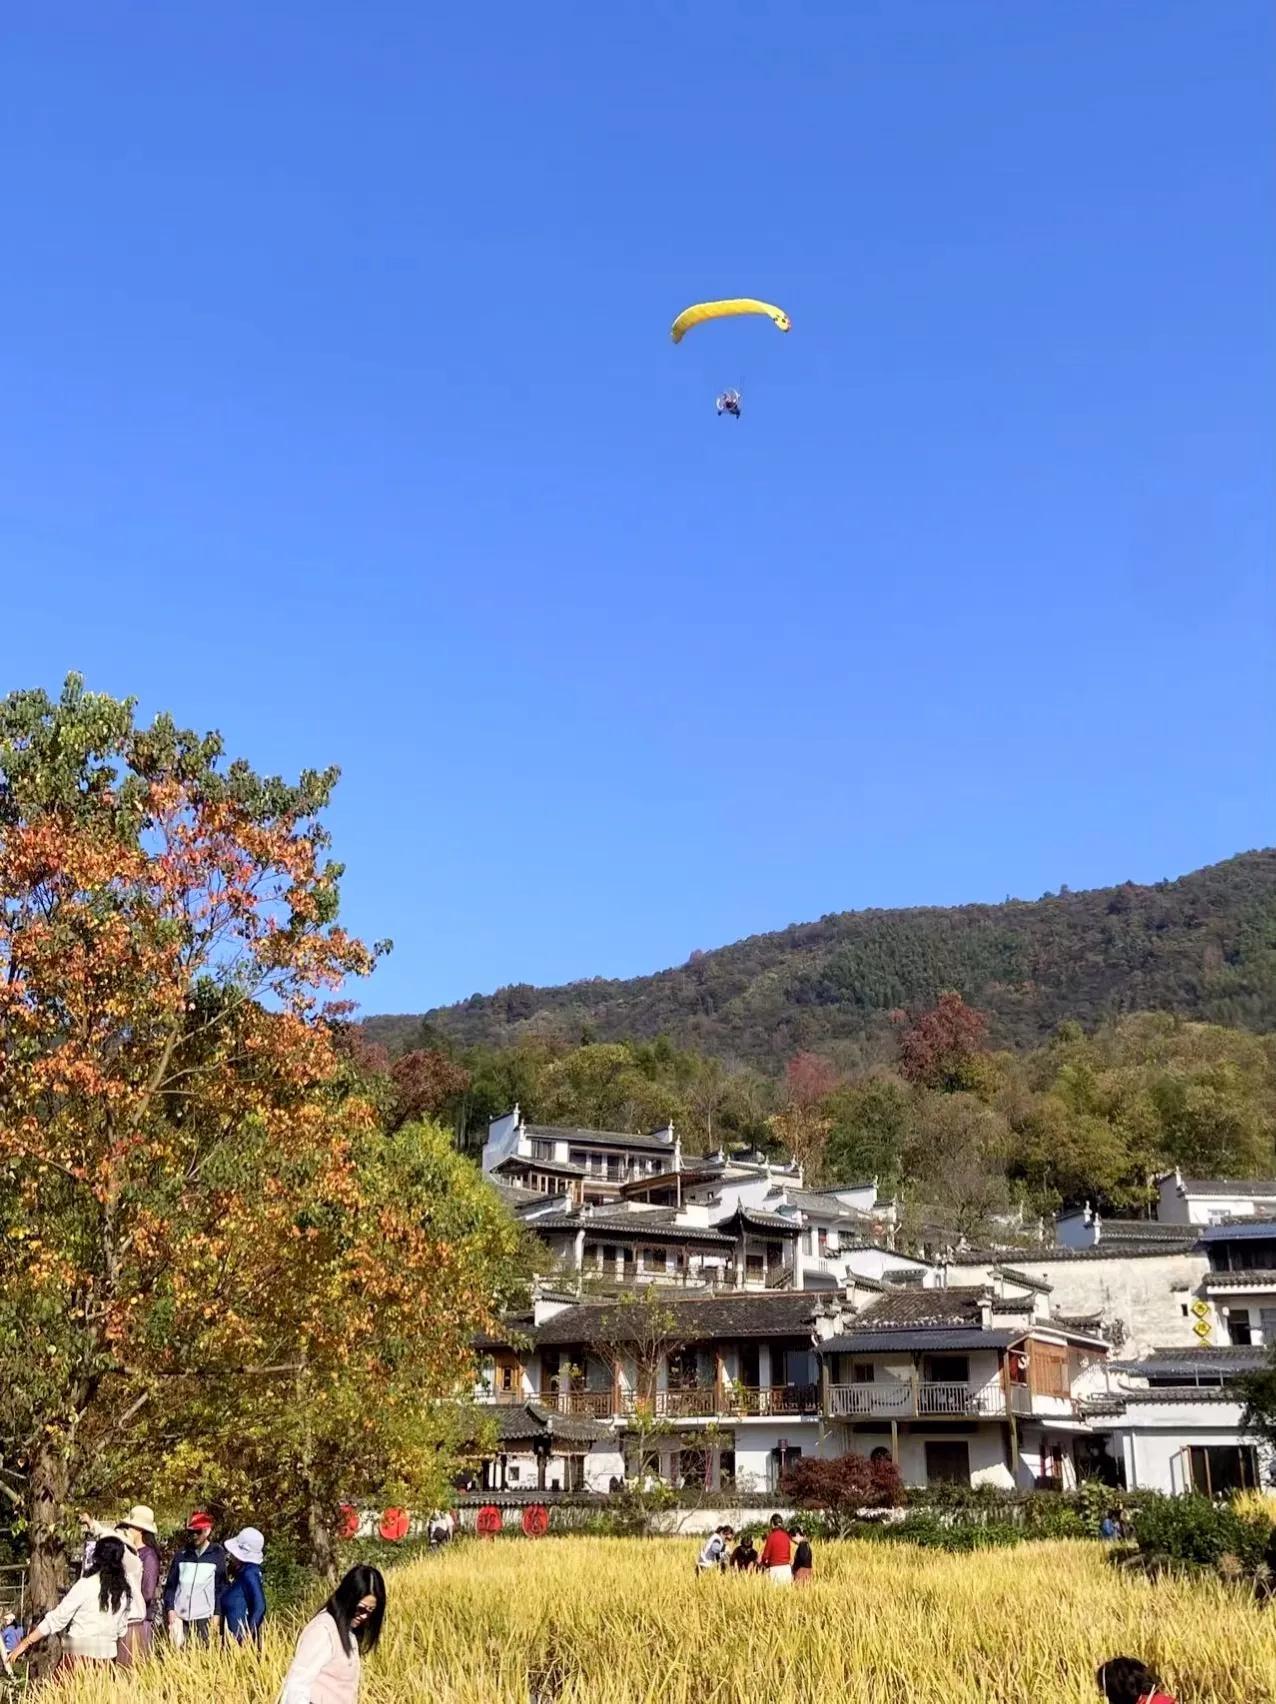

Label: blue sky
[5,2,1273,1016]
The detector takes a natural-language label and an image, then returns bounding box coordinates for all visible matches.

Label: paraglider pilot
[716,389,742,418]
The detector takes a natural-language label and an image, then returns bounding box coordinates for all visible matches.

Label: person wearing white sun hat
[79,1503,161,1664]
[222,1528,267,1647]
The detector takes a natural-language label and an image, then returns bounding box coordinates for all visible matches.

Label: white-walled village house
[472,1117,1273,1497]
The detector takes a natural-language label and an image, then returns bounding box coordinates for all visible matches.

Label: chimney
[978,1294,993,1330]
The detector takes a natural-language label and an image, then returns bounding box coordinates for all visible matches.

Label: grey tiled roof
[479,1403,611,1446]
[619,1167,721,1196]
[856,1288,987,1328]
[822,1328,1020,1354]
[1179,1178,1276,1198]
[1202,1269,1276,1289]
[490,1178,543,1209]
[950,1241,1199,1264]
[496,1153,586,1178]
[525,1123,674,1152]
[718,1205,801,1235]
[1055,1311,1105,1330]
[771,1187,875,1221]
[1101,1388,1245,1407]
[534,1213,734,1248]
[1201,1219,1276,1242]
[1110,1345,1268,1376]
[1100,1220,1200,1243]
[992,1267,1054,1294]
[531,1291,827,1347]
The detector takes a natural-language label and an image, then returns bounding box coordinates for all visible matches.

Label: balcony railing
[827,1381,1039,1420]
[487,1380,1048,1422]
[651,1383,821,1419]
[491,1385,823,1422]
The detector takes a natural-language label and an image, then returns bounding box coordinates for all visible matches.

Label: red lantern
[475,1504,503,1538]
[378,1507,410,1542]
[338,1502,360,1540]
[522,1504,549,1537]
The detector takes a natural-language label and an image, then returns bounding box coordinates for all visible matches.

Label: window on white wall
[1228,1309,1253,1346]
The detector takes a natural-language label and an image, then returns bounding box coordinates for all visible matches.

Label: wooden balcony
[552,1390,618,1419]
[827,1380,1039,1421]
[503,1385,823,1423]
[652,1384,820,1420]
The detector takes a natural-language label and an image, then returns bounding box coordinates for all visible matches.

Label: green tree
[901,1092,1013,1243]
[536,1043,680,1132]
[823,1072,913,1191]
[145,1118,527,1581]
[1238,1354,1276,1459]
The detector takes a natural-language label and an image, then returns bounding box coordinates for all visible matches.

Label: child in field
[1097,1657,1176,1704]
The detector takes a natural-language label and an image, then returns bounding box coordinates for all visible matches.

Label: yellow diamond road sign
[1193,1319,1212,1340]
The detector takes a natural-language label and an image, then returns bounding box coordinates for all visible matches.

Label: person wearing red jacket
[1097,1657,1177,1704]
[758,1514,793,1585]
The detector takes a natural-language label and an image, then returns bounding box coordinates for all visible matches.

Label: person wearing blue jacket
[220,1528,267,1646]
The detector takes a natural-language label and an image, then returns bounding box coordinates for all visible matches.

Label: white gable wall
[952,1250,1208,1358]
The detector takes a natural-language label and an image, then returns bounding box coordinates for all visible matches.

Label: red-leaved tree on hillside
[894,992,989,1092]
[768,1051,843,1179]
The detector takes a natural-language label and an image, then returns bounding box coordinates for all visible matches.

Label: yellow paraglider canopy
[670,299,791,344]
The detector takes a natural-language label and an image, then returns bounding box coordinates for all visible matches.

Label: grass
[38,1536,1276,1703]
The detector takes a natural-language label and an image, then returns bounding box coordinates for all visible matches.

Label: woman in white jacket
[278,1565,385,1704]
[9,1536,132,1673]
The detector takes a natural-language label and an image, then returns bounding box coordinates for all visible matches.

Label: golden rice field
[46,1536,1276,1704]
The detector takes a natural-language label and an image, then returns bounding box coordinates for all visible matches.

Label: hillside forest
[352,997,1276,1240]
[368,851,1276,1071]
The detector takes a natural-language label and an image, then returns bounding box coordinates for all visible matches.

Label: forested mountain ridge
[366,851,1276,1070]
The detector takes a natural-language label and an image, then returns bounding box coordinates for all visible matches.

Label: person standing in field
[82,1504,161,1664]
[7,1535,132,1673]
[1097,1657,1177,1704]
[730,1534,758,1572]
[758,1513,794,1585]
[222,1528,268,1647]
[791,1525,813,1585]
[163,1510,228,1645]
[278,1565,386,1704]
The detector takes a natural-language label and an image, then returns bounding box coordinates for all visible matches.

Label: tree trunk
[27,1444,70,1619]
[304,1488,339,1588]
[295,1355,338,1586]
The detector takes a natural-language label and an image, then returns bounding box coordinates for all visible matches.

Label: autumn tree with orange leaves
[0,679,524,1606]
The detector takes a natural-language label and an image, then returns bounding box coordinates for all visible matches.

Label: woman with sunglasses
[277,1565,386,1703]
